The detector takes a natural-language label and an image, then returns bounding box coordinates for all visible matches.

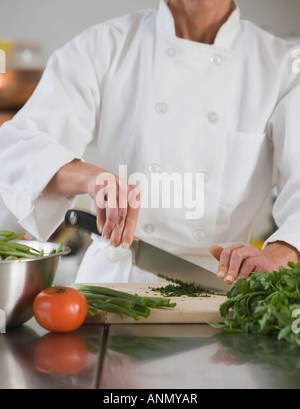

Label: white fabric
[0,196,23,233]
[1,0,300,283]
[75,235,156,284]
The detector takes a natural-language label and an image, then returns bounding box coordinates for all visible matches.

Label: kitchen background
[1,0,300,59]
[0,0,300,269]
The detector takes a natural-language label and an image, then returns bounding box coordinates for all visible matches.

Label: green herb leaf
[214,263,300,346]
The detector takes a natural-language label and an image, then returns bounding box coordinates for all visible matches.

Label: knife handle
[64,209,101,236]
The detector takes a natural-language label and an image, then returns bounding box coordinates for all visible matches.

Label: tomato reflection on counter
[32,286,91,377]
[33,286,88,333]
[33,332,89,375]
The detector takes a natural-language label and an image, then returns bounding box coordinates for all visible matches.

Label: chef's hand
[209,241,299,285]
[44,159,140,248]
[88,171,141,248]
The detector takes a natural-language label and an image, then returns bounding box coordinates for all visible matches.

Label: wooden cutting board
[81,283,228,324]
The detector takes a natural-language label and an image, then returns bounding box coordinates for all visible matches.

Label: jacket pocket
[219,131,273,207]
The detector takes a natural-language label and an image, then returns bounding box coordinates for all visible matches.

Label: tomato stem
[54,287,66,294]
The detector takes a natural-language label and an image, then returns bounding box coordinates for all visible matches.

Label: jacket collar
[157,0,241,49]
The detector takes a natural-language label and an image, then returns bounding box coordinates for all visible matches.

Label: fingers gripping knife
[64,209,230,293]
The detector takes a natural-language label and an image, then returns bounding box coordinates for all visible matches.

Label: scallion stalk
[72,284,177,322]
[0,230,65,260]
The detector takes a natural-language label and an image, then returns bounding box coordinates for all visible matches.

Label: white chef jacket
[1,0,300,283]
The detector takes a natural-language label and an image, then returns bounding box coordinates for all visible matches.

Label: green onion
[0,230,65,260]
[56,242,64,254]
[88,302,141,321]
[74,284,148,306]
[0,232,24,242]
[0,249,38,259]
[132,303,151,318]
[72,284,177,322]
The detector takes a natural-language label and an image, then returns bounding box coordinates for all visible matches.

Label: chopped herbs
[150,274,215,298]
[211,262,300,346]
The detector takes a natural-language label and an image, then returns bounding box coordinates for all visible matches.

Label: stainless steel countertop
[100,324,300,389]
[1,318,299,389]
[0,318,104,389]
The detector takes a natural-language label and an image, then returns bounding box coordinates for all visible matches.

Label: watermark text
[0,309,6,334]
[95,165,205,220]
[0,49,6,73]
[292,49,300,74]
[292,309,300,334]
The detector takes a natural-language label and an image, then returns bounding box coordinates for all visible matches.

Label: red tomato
[33,332,88,375]
[33,286,88,333]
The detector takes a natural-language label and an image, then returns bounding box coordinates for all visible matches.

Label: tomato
[33,332,88,375]
[33,286,88,333]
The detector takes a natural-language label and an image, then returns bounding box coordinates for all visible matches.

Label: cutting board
[81,283,228,324]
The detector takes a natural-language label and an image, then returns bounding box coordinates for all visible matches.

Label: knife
[64,209,230,293]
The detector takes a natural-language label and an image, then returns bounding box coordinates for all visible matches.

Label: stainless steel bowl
[0,241,71,328]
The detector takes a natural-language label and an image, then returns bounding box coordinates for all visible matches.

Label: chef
[0,0,300,285]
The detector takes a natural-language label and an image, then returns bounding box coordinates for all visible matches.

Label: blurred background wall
[0,0,300,60]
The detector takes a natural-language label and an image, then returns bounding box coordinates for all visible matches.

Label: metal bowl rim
[0,240,71,264]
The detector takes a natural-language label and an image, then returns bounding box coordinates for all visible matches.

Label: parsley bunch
[215,262,300,346]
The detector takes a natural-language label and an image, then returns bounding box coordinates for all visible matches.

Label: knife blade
[64,209,230,293]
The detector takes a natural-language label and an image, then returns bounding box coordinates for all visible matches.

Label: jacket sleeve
[264,65,300,254]
[0,27,103,240]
